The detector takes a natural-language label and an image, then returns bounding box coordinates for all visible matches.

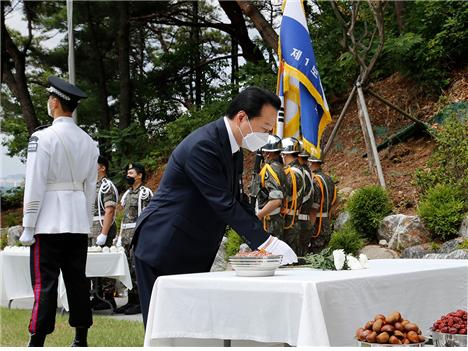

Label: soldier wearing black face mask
[115,163,153,315]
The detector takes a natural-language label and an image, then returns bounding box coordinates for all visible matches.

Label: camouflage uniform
[256,158,287,237]
[298,164,314,256]
[89,177,118,246]
[89,177,118,299]
[309,168,337,253]
[282,159,305,256]
[119,184,152,302]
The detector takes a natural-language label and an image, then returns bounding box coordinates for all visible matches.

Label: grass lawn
[0,307,144,347]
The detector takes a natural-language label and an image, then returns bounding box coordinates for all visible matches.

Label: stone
[379,239,388,247]
[438,237,465,254]
[401,243,436,259]
[210,236,228,272]
[458,213,468,237]
[378,214,431,251]
[359,245,399,259]
[334,212,350,231]
[423,249,468,260]
[338,187,353,202]
[7,225,22,246]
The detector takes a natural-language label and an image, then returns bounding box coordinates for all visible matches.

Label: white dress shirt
[22,117,99,234]
[223,116,240,155]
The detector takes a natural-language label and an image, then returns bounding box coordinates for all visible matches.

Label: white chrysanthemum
[346,254,363,270]
[359,254,369,268]
[333,249,346,270]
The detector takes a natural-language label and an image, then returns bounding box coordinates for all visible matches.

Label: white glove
[258,235,298,265]
[96,233,107,246]
[20,227,36,246]
[114,236,122,247]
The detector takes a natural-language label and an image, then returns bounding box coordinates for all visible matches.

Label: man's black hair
[226,87,281,120]
[98,156,109,173]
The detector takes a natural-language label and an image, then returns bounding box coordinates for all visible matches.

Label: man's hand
[20,227,36,246]
[96,233,107,246]
[258,235,298,265]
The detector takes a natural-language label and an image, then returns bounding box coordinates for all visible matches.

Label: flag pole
[66,0,77,123]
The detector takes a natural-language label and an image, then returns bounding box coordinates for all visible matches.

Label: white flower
[346,254,363,270]
[333,249,346,270]
[359,254,369,268]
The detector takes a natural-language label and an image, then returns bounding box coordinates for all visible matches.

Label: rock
[401,243,436,259]
[359,245,399,259]
[334,212,350,231]
[378,214,430,251]
[458,213,468,237]
[379,239,388,247]
[438,237,465,254]
[210,236,228,272]
[423,249,468,260]
[7,225,22,246]
[338,187,353,202]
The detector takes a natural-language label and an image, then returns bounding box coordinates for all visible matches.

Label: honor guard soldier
[308,156,338,253]
[20,76,99,347]
[114,162,153,315]
[297,142,315,256]
[280,137,306,256]
[256,135,287,237]
[89,156,119,311]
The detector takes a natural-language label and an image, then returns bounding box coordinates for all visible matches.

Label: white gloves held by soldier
[20,227,36,246]
[258,235,298,265]
[113,236,122,247]
[96,233,107,246]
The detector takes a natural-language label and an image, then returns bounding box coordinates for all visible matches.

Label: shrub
[458,239,468,251]
[1,229,8,250]
[347,185,393,240]
[327,223,366,256]
[225,228,244,259]
[1,187,24,211]
[417,184,465,241]
[414,109,468,198]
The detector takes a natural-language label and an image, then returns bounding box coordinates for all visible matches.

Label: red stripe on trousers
[30,236,41,333]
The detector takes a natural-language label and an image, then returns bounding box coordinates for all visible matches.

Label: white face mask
[47,100,53,118]
[238,116,269,152]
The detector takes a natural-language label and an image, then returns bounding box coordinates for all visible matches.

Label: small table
[144,259,467,347]
[0,249,132,311]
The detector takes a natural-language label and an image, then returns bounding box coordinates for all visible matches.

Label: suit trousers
[29,234,93,335]
[134,256,160,329]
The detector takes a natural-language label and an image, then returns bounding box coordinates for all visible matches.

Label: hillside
[147,68,467,215]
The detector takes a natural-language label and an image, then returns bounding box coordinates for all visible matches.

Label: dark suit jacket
[133,118,269,274]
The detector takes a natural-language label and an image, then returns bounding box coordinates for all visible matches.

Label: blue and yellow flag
[276,0,331,158]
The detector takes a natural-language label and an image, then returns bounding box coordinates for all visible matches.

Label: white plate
[234,269,276,277]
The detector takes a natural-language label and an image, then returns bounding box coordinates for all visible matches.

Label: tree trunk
[356,93,375,173]
[236,0,279,54]
[191,1,202,107]
[86,3,111,130]
[1,3,39,135]
[218,0,265,63]
[394,1,405,34]
[231,36,239,94]
[118,1,131,129]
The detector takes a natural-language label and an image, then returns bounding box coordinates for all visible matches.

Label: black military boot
[124,303,141,315]
[28,333,46,347]
[71,327,88,347]
[114,293,136,314]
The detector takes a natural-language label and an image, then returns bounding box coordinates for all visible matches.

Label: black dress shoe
[28,333,46,347]
[114,302,132,314]
[71,327,88,347]
[92,298,116,311]
[124,304,141,315]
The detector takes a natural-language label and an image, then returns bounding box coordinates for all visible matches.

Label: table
[144,259,468,347]
[0,250,132,311]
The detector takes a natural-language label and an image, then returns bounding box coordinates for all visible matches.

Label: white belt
[92,216,101,222]
[46,182,84,192]
[297,214,310,221]
[318,213,329,218]
[121,223,136,230]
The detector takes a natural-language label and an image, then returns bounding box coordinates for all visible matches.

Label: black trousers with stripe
[29,234,93,335]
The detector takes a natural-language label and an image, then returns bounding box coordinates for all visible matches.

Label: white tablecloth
[144,259,468,347]
[0,250,132,311]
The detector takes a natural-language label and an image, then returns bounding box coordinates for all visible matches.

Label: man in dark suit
[132,87,298,326]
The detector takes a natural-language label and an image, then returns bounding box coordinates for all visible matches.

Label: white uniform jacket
[22,117,99,234]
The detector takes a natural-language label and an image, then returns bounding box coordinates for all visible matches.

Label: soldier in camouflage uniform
[307,156,337,254]
[114,163,153,315]
[89,156,119,310]
[280,137,306,256]
[256,135,287,237]
[297,144,315,257]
